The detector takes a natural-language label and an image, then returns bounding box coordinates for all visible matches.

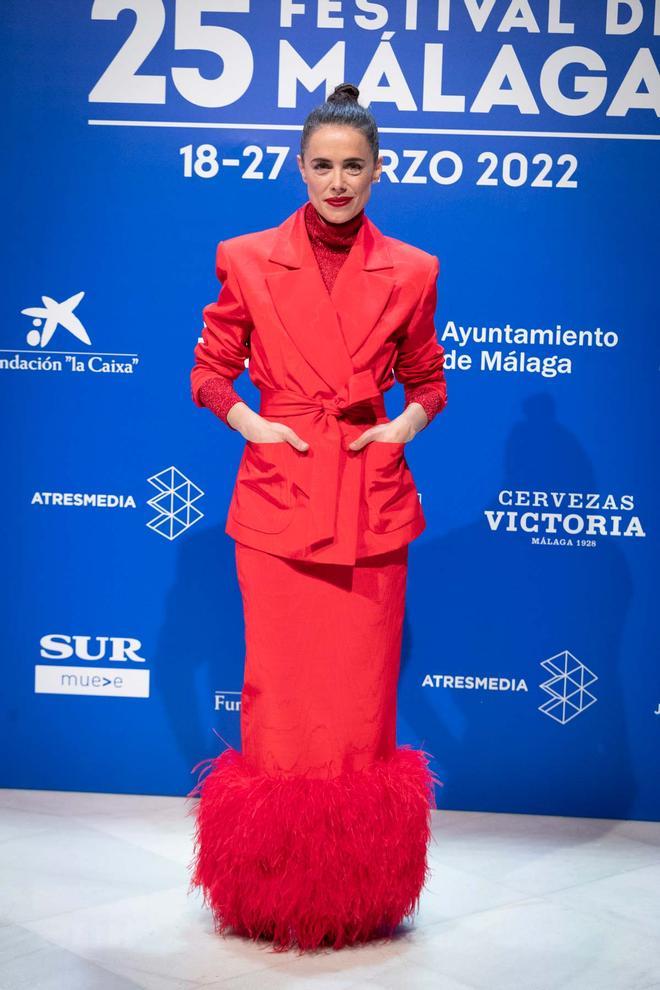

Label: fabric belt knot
[258,370,386,547]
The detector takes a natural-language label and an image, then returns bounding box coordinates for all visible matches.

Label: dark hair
[300,83,379,162]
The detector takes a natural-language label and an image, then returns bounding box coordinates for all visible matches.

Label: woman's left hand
[347,404,428,451]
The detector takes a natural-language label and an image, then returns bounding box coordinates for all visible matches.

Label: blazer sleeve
[190,240,253,421]
[393,254,447,426]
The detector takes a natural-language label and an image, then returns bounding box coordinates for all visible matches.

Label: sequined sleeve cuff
[403,385,446,428]
[198,376,245,430]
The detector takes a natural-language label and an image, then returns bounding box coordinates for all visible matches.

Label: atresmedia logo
[422,649,598,724]
[30,466,205,540]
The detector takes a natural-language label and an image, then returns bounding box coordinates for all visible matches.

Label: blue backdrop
[2,1,658,821]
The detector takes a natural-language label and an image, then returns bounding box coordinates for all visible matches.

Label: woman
[187,82,447,953]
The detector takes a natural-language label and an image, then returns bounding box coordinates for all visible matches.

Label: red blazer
[191,202,447,565]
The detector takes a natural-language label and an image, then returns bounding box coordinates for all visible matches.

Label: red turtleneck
[302,199,365,293]
[198,203,442,428]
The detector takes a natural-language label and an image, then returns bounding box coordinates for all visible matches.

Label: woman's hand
[347,403,428,451]
[228,403,310,450]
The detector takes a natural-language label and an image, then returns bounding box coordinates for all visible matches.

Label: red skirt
[188,541,441,952]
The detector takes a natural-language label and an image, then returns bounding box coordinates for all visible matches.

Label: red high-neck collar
[304,200,365,252]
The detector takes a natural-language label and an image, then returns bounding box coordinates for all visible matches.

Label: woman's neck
[304,200,364,248]
[311,203,364,228]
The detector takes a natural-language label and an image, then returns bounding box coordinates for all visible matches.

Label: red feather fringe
[186,745,443,953]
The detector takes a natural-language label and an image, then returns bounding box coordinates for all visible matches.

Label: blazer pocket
[233,441,295,534]
[364,441,422,534]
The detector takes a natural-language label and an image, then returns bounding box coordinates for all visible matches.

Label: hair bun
[327,83,360,105]
[301,81,378,163]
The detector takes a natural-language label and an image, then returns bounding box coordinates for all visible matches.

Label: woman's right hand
[228,402,309,451]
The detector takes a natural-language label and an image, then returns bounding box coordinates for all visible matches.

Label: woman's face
[297,124,382,223]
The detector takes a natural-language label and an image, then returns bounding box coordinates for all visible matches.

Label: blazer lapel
[266,204,395,392]
[330,215,395,357]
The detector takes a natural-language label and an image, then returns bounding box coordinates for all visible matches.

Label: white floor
[0,790,658,990]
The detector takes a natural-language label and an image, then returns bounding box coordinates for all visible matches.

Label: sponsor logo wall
[2,2,658,819]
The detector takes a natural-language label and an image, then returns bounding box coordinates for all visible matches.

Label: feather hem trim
[185,745,443,953]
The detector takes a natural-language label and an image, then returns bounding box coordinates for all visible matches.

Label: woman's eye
[312,163,363,171]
